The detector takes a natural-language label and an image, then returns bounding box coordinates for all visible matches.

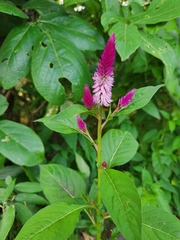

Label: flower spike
[83,84,94,109]
[118,89,136,108]
[76,115,86,131]
[92,33,116,107]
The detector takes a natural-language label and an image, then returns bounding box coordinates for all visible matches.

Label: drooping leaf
[0,94,8,116]
[31,32,90,104]
[101,0,120,14]
[75,152,90,178]
[2,179,16,203]
[15,193,48,205]
[0,205,15,240]
[115,85,163,115]
[15,182,42,193]
[0,1,28,19]
[109,21,141,60]
[0,165,23,179]
[142,101,161,119]
[15,203,33,224]
[40,164,86,204]
[39,13,104,51]
[15,203,89,240]
[142,206,180,240]
[101,11,122,32]
[101,169,142,240]
[63,0,87,7]
[128,0,180,25]
[102,129,138,168]
[0,120,44,166]
[0,23,41,89]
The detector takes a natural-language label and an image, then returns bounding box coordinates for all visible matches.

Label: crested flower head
[76,115,86,131]
[82,84,94,109]
[92,33,116,107]
[118,89,136,108]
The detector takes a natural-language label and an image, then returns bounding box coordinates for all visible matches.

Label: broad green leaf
[0,120,44,166]
[101,11,121,32]
[142,206,180,240]
[63,0,87,7]
[2,179,16,203]
[101,169,142,240]
[0,165,23,179]
[75,152,90,178]
[15,203,89,240]
[15,182,42,193]
[31,32,90,104]
[15,202,33,224]
[0,94,8,115]
[102,129,138,168]
[15,193,48,205]
[0,205,15,240]
[142,129,158,143]
[38,104,88,134]
[128,0,180,25]
[40,164,86,204]
[0,23,41,89]
[142,101,161,119]
[140,32,177,94]
[23,0,65,15]
[101,0,120,14]
[39,13,104,51]
[115,85,163,115]
[172,135,180,151]
[0,1,28,19]
[109,21,141,60]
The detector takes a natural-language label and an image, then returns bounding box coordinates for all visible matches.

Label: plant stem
[96,106,103,239]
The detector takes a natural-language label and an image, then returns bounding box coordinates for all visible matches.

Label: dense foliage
[0,0,180,239]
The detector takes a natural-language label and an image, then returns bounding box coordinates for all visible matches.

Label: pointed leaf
[40,164,86,204]
[15,203,33,224]
[0,23,41,89]
[142,206,180,240]
[75,152,90,178]
[15,182,42,193]
[109,21,141,60]
[102,129,138,168]
[2,179,16,203]
[0,205,15,240]
[101,11,122,32]
[0,120,44,166]
[116,85,163,115]
[0,94,8,115]
[15,193,48,205]
[39,13,104,51]
[0,1,28,19]
[101,169,142,240]
[32,32,90,104]
[128,0,180,25]
[15,203,88,240]
[142,101,161,119]
[63,0,87,7]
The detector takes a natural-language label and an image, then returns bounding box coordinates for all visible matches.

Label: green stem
[96,107,103,239]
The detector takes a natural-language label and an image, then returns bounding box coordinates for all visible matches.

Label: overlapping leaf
[0,120,44,166]
[0,94,8,115]
[0,205,15,240]
[102,129,138,168]
[0,1,28,19]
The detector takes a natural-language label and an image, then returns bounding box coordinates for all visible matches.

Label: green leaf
[140,32,176,94]
[2,179,16,203]
[15,203,88,240]
[142,206,180,240]
[15,203,33,224]
[31,32,90,104]
[63,0,87,7]
[40,164,86,204]
[0,94,8,115]
[102,129,138,168]
[172,135,180,151]
[0,165,23,179]
[0,1,28,19]
[0,205,15,240]
[142,129,158,143]
[75,152,90,178]
[15,193,48,205]
[109,21,141,60]
[15,182,42,193]
[101,169,142,240]
[116,85,163,115]
[142,101,161,119]
[39,13,104,51]
[101,11,121,32]
[101,0,120,13]
[0,120,44,166]
[128,0,180,25]
[0,23,41,89]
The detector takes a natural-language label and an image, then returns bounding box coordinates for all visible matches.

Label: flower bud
[76,115,86,131]
[83,84,94,109]
[118,89,136,108]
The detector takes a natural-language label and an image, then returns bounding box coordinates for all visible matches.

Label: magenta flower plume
[82,84,94,109]
[76,115,86,131]
[92,33,116,107]
[118,89,136,108]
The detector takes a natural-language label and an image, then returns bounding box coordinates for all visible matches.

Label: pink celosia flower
[76,115,86,131]
[82,84,94,109]
[118,89,136,108]
[92,33,116,107]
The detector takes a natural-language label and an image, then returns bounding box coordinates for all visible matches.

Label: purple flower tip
[76,115,86,131]
[83,84,94,109]
[92,33,116,107]
[118,89,136,108]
